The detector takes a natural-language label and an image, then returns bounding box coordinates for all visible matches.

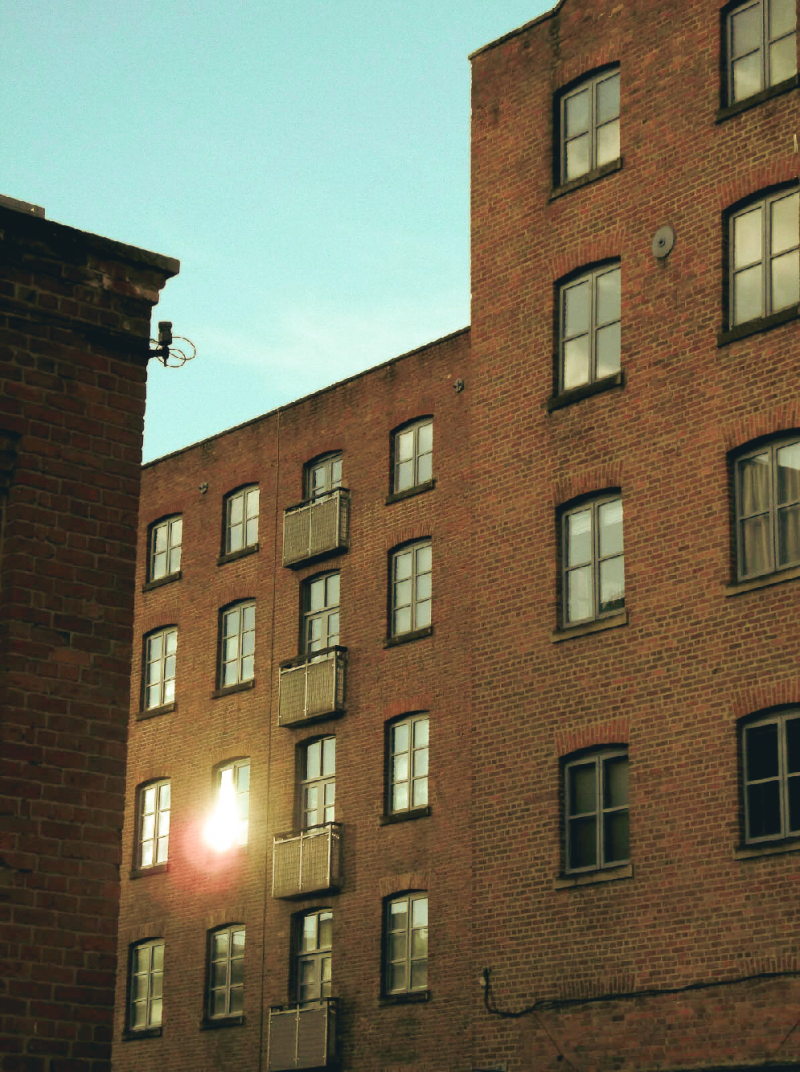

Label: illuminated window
[385,893,428,994]
[220,601,255,687]
[301,737,335,828]
[297,910,332,1002]
[143,628,177,710]
[137,780,170,869]
[217,760,250,847]
[390,542,432,637]
[128,939,164,1031]
[388,715,429,814]
[224,486,259,554]
[208,926,245,1019]
[149,516,182,581]
[559,69,620,183]
[393,420,433,493]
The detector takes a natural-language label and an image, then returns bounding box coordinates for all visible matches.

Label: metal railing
[267,997,337,1070]
[278,647,346,727]
[272,823,342,899]
[283,489,349,567]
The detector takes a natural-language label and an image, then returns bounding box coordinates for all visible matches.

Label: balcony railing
[267,997,337,1071]
[272,823,342,899]
[283,489,349,568]
[278,647,346,727]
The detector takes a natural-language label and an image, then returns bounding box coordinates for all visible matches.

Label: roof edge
[468,0,562,60]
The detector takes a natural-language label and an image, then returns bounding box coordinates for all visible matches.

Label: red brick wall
[470,0,800,1069]
[0,205,177,1072]
[113,329,474,1070]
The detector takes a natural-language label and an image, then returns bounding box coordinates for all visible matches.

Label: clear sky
[4,1,553,462]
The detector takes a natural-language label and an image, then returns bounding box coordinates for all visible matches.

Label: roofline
[143,324,471,470]
[468,0,562,60]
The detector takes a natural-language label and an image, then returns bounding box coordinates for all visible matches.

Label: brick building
[0,199,178,1071]
[114,0,800,1069]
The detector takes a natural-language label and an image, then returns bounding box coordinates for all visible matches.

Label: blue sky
[4,1,552,461]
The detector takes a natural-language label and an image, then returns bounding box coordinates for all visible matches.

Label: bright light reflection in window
[203,777,239,852]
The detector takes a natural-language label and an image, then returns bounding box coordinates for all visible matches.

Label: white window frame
[393,419,433,493]
[149,516,182,581]
[220,601,256,688]
[128,939,164,1031]
[385,892,428,995]
[726,0,797,104]
[743,710,800,842]
[564,748,629,873]
[304,574,340,655]
[208,925,245,1019]
[137,779,171,869]
[559,68,620,184]
[300,737,336,829]
[216,759,250,847]
[729,188,800,327]
[296,909,333,1003]
[143,627,177,710]
[390,542,432,637]
[224,485,260,555]
[558,263,621,393]
[388,715,430,814]
[561,495,624,626]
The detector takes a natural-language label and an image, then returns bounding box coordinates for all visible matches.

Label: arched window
[384,892,428,995]
[219,601,256,687]
[564,747,629,872]
[387,714,429,815]
[304,573,340,655]
[742,709,800,842]
[142,627,177,711]
[128,939,164,1032]
[561,494,624,626]
[223,485,259,555]
[300,737,335,829]
[296,910,333,1002]
[207,925,245,1019]
[734,435,800,579]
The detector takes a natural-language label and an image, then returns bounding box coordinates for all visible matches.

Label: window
[560,69,620,183]
[224,486,259,555]
[149,516,182,581]
[307,454,343,499]
[208,925,245,1019]
[729,189,799,326]
[385,893,428,995]
[388,715,429,814]
[391,542,432,637]
[143,628,177,710]
[559,264,621,392]
[726,0,797,104]
[735,437,800,579]
[743,710,800,842]
[137,780,171,869]
[394,419,433,493]
[564,749,629,872]
[216,760,250,846]
[305,574,340,654]
[562,496,624,625]
[128,939,164,1031]
[220,601,255,687]
[301,737,335,828]
[297,910,332,1002]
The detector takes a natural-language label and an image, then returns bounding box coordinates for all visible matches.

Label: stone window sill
[723,563,800,596]
[136,701,175,722]
[122,1026,162,1041]
[548,371,625,413]
[384,625,433,649]
[734,837,800,860]
[379,990,430,1007]
[551,610,628,643]
[379,806,432,826]
[200,1015,245,1030]
[555,862,633,889]
[218,543,259,567]
[212,679,255,699]
[386,479,436,506]
[142,571,181,593]
[717,304,799,347]
[716,75,798,122]
[130,862,169,880]
[550,157,623,201]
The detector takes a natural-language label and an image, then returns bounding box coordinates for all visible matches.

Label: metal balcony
[278,647,346,727]
[267,997,337,1071]
[272,823,342,899]
[283,489,349,568]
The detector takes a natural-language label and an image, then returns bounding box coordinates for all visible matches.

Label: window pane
[229,988,243,1015]
[213,931,229,958]
[394,607,412,635]
[415,749,429,777]
[395,579,412,608]
[604,756,629,807]
[734,205,763,269]
[416,544,432,574]
[771,0,797,38]
[389,933,407,962]
[748,779,782,837]
[393,723,409,752]
[224,609,240,637]
[211,990,227,1016]
[414,719,429,747]
[418,422,433,454]
[741,514,772,575]
[596,74,620,123]
[413,777,428,808]
[778,444,800,503]
[733,50,762,99]
[786,717,800,773]
[318,912,333,948]
[327,574,340,607]
[415,600,432,628]
[566,509,592,566]
[604,810,629,863]
[230,958,244,986]
[566,133,590,180]
[771,193,799,255]
[596,119,620,167]
[569,763,596,814]
[411,929,428,959]
[416,573,432,601]
[211,960,228,989]
[778,503,800,565]
[567,565,593,623]
[393,783,409,811]
[789,776,800,831]
[599,556,625,614]
[595,323,621,378]
[394,754,410,783]
[596,268,621,325]
[131,1002,146,1028]
[598,499,623,557]
[152,944,164,971]
[389,963,407,992]
[411,898,427,927]
[394,552,412,581]
[309,579,325,612]
[410,961,428,990]
[229,495,243,524]
[733,263,764,324]
[569,816,597,868]
[232,930,245,956]
[732,3,762,57]
[396,460,413,490]
[771,248,799,311]
[746,721,780,779]
[564,280,590,338]
[565,88,590,136]
[740,453,771,515]
[563,336,590,389]
[397,429,414,461]
[769,32,797,82]
[322,737,335,776]
[417,453,432,484]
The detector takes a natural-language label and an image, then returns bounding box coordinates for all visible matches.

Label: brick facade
[114,0,800,1068]
[0,202,177,1071]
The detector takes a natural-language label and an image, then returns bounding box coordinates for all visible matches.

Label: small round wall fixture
[652,225,676,260]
